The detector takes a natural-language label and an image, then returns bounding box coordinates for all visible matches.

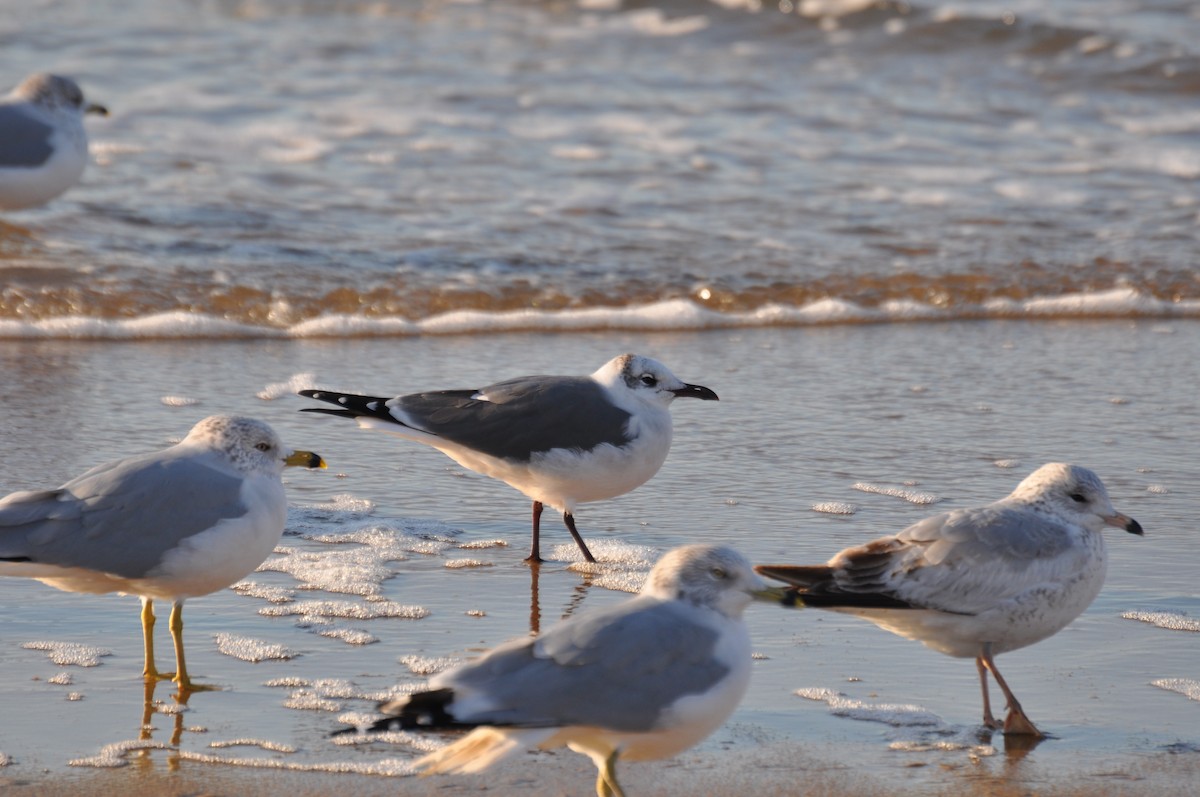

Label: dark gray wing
[0,105,55,167]
[395,375,634,462]
[0,448,250,578]
[439,598,729,731]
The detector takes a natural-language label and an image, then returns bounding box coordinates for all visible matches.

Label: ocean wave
[1,289,1197,341]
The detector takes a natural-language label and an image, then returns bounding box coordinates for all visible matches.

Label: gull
[0,416,325,690]
[0,73,108,211]
[298,353,718,563]
[756,463,1143,737]
[340,544,771,797]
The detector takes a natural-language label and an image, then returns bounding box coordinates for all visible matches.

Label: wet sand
[1,323,1198,795]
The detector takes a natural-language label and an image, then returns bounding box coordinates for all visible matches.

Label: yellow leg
[141,597,161,680]
[168,601,192,689]
[594,750,625,797]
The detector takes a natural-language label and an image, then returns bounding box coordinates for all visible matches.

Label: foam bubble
[231,581,297,604]
[258,546,399,597]
[209,739,297,753]
[213,633,298,662]
[796,687,942,727]
[257,372,319,401]
[6,292,1200,343]
[851,483,941,505]
[160,395,200,407]
[0,752,9,767]
[283,691,342,712]
[21,641,112,667]
[458,539,508,549]
[73,740,414,775]
[259,600,430,620]
[812,501,857,515]
[48,671,73,685]
[70,740,175,768]
[1121,611,1200,632]
[399,655,461,676]
[1152,678,1200,701]
[330,730,443,754]
[317,627,379,646]
[559,541,657,592]
[444,559,492,569]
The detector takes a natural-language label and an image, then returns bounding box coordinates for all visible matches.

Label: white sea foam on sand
[21,641,112,667]
[256,372,319,400]
[209,739,297,753]
[1152,679,1200,701]
[1121,611,1200,632]
[795,687,943,727]
[317,627,379,645]
[812,501,856,515]
[851,483,941,505]
[259,600,430,620]
[213,634,298,662]
[398,655,461,676]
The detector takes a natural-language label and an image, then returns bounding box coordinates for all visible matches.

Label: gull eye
[1069,492,1087,504]
[640,374,657,387]
[255,442,272,452]
[710,567,727,580]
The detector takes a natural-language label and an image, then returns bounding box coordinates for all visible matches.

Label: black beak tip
[674,384,719,401]
[1126,519,1145,536]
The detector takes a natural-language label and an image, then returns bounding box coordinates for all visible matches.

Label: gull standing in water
[339,544,773,797]
[299,353,718,563]
[0,73,107,211]
[756,463,1143,737]
[0,416,325,690]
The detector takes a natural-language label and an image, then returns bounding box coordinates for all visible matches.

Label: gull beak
[751,585,795,604]
[85,103,108,117]
[1104,511,1144,536]
[285,450,327,469]
[671,383,719,401]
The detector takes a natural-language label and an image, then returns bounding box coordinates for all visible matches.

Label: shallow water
[2,0,1199,791]
[1,322,1197,793]
[2,0,1200,330]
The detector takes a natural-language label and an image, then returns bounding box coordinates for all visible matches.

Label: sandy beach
[2,324,1197,795]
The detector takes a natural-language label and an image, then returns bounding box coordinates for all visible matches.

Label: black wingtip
[298,407,361,419]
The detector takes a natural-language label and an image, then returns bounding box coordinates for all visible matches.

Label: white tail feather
[415,728,555,775]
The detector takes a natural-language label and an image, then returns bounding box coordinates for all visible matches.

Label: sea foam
[4,291,1198,341]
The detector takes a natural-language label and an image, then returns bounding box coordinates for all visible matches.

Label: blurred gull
[757,463,1143,737]
[340,544,771,797]
[0,416,325,690]
[299,353,718,563]
[0,73,108,211]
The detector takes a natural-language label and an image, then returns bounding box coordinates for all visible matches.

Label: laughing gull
[340,544,771,797]
[0,73,108,211]
[756,463,1143,737]
[298,353,718,563]
[0,416,325,690]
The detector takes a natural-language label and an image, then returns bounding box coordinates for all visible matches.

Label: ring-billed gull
[0,73,107,211]
[0,416,325,690]
[299,353,718,563]
[756,463,1143,737]
[340,544,770,797]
